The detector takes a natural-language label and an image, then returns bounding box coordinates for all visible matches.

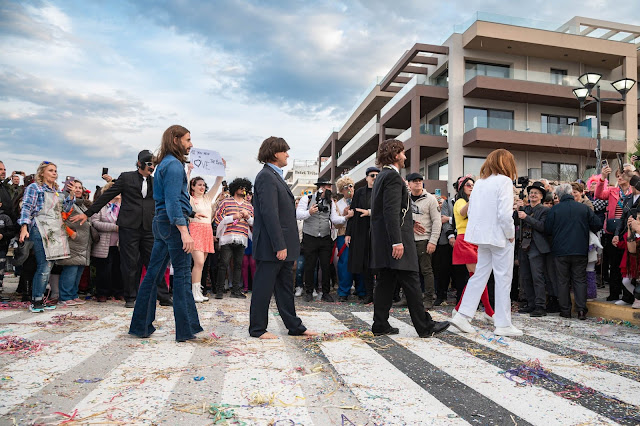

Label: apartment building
[317,14,639,195]
[285,159,319,197]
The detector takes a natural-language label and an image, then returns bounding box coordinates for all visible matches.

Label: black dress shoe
[530,308,547,317]
[518,306,535,314]
[304,293,313,302]
[578,310,587,320]
[373,327,399,336]
[215,292,223,299]
[546,300,561,313]
[338,295,348,302]
[159,298,173,306]
[420,321,450,337]
[230,292,246,299]
[360,296,373,304]
[433,298,444,306]
[321,293,334,303]
[559,312,572,319]
[125,300,135,308]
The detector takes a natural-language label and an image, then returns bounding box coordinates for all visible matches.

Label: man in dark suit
[516,181,552,317]
[249,137,317,339]
[71,150,172,307]
[370,139,449,337]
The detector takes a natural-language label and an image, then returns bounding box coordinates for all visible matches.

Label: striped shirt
[214,197,254,247]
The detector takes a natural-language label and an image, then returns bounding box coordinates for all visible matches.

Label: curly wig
[229,177,252,196]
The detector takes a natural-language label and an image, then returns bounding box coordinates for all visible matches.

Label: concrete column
[622,56,638,154]
[446,34,465,192]
[409,147,420,173]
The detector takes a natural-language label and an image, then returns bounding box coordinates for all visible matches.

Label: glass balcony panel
[465,67,614,88]
[337,117,377,167]
[381,75,447,118]
[463,117,626,140]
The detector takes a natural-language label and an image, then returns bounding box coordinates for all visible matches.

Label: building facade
[318,14,639,196]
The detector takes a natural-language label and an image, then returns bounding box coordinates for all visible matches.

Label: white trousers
[458,242,514,328]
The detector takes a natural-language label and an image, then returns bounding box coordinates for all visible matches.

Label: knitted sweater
[214,197,254,247]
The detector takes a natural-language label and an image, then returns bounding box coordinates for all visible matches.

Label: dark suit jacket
[370,167,418,272]
[521,203,551,254]
[252,164,300,262]
[85,170,154,231]
[545,195,602,257]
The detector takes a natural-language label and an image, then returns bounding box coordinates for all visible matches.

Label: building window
[583,165,597,181]
[435,69,448,87]
[541,114,578,135]
[550,69,568,85]
[465,61,510,81]
[463,156,486,177]
[464,107,514,131]
[428,159,448,181]
[542,162,578,182]
[426,111,448,135]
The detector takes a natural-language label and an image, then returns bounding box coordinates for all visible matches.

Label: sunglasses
[368,173,378,178]
[465,182,474,188]
[143,161,153,167]
[343,184,354,189]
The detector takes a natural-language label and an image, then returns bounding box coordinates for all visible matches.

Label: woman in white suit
[450,149,522,337]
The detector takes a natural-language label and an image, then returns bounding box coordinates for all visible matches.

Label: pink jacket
[594,179,630,233]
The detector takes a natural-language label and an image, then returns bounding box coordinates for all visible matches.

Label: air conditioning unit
[439,124,449,136]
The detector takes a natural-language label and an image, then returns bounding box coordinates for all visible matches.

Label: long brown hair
[155,125,190,165]
[479,149,517,180]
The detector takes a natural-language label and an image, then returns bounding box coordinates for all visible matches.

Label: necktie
[141,177,147,198]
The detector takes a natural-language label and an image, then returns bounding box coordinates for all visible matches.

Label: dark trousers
[216,243,245,293]
[119,226,170,303]
[433,243,454,299]
[0,248,7,286]
[519,245,548,309]
[452,265,470,304]
[203,252,218,293]
[545,253,558,297]
[416,240,435,301]
[302,234,332,295]
[602,233,623,298]
[93,246,123,298]
[373,268,436,336]
[556,255,588,314]
[249,260,306,337]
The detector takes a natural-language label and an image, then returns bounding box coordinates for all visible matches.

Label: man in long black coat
[370,139,449,337]
[346,166,379,304]
[249,137,317,339]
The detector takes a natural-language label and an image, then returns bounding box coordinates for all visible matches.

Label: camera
[514,176,530,200]
[316,188,332,213]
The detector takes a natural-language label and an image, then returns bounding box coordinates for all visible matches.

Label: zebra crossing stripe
[352,312,618,426]
[297,311,473,425]
[0,310,21,320]
[430,311,640,407]
[0,314,125,416]
[70,339,196,423]
[511,317,640,367]
[219,313,315,425]
[0,310,90,339]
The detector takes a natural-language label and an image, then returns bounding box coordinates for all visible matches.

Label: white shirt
[296,193,347,225]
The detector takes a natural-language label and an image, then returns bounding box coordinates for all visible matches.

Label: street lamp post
[573,73,636,174]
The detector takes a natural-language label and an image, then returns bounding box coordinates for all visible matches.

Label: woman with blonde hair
[18,161,75,313]
[450,149,522,336]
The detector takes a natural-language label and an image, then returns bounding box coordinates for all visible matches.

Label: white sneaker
[312,290,318,298]
[480,311,494,324]
[494,325,523,337]
[295,287,303,297]
[632,299,640,309]
[449,313,475,333]
[614,300,631,306]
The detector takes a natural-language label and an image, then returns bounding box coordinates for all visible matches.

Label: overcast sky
[1,0,639,193]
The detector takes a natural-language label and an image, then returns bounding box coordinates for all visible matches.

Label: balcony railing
[380,74,448,118]
[397,128,411,142]
[464,117,626,140]
[465,66,614,88]
[420,123,448,136]
[337,117,377,166]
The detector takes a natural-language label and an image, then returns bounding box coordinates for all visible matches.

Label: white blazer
[464,174,515,248]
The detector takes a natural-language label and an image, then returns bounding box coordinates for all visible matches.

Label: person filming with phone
[595,159,632,303]
[70,150,173,308]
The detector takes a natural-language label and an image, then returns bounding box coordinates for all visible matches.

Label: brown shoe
[97,296,107,303]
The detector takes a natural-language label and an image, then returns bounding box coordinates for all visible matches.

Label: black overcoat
[346,186,372,273]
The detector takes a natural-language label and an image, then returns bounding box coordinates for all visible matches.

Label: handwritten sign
[189,148,225,177]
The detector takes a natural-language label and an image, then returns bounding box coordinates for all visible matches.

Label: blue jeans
[129,210,202,341]
[29,226,53,301]
[336,236,353,296]
[59,265,84,301]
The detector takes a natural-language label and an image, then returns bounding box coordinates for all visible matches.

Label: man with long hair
[71,149,172,308]
[450,149,522,336]
[129,125,203,342]
[249,136,316,339]
[369,139,449,337]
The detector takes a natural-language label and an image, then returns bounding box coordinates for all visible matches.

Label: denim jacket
[153,154,192,226]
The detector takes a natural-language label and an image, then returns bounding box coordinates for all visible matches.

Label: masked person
[296,179,353,302]
[214,178,254,299]
[72,150,173,308]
